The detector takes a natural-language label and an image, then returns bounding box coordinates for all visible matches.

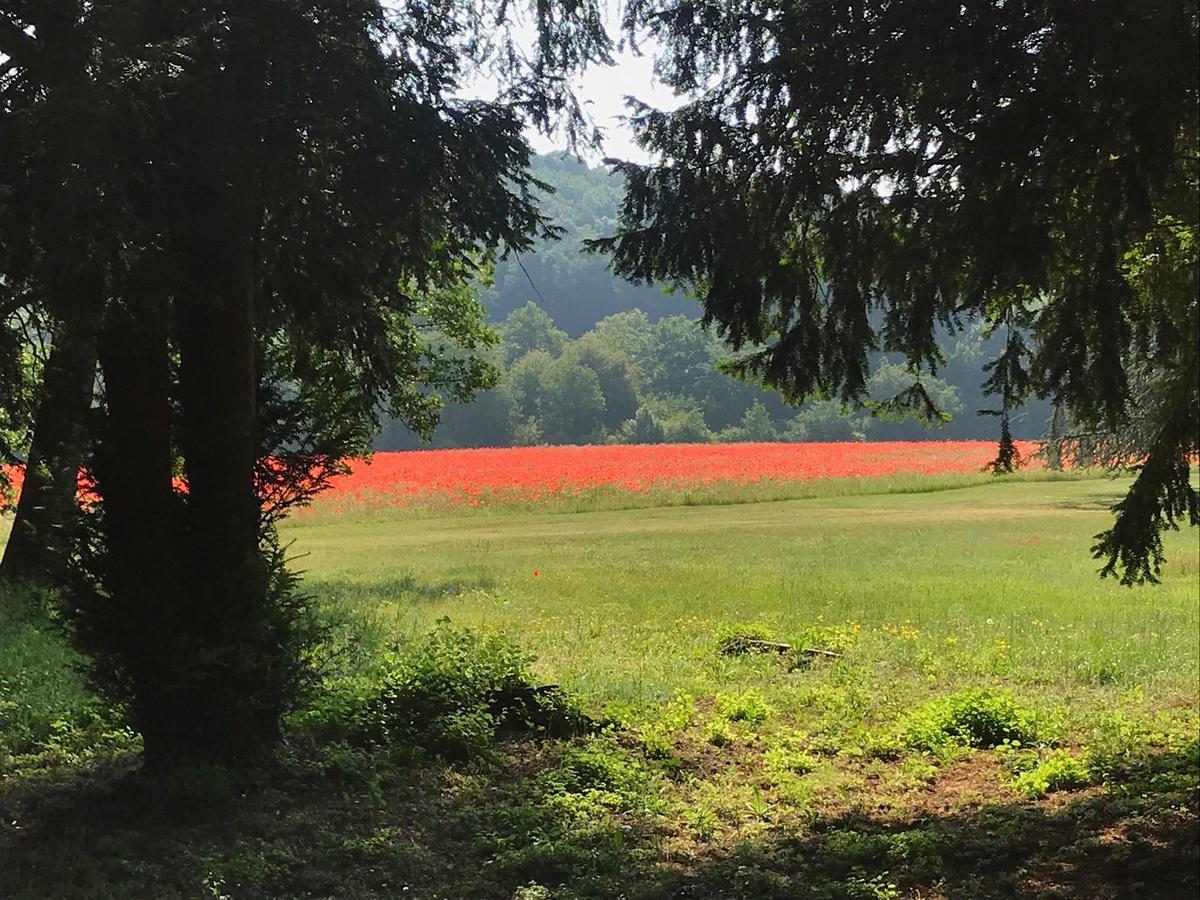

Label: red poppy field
[1,441,1044,516]
[306,440,1041,513]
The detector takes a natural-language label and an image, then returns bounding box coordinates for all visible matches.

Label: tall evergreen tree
[0,1,114,586]
[0,0,610,763]
[601,0,1199,583]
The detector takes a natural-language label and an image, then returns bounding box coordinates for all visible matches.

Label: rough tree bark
[0,2,97,587]
[92,302,182,767]
[0,312,97,586]
[172,192,278,760]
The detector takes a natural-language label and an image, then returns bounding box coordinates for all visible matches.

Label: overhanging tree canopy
[0,0,611,763]
[599,0,1199,583]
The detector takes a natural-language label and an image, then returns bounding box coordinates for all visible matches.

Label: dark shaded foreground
[2,740,1196,900]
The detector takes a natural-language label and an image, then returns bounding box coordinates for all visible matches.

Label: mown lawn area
[2,475,1197,899]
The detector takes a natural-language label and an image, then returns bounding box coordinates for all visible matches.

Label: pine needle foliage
[598,0,1199,582]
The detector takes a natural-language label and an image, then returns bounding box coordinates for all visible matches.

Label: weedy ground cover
[0,474,1196,898]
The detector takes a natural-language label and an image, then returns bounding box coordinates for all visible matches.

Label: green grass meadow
[289,476,1197,711]
[1,474,1198,899]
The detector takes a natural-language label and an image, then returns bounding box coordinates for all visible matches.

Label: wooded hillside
[379,155,1052,450]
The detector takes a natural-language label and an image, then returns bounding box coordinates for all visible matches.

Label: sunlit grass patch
[2,474,1197,899]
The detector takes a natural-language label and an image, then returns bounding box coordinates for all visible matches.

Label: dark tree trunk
[176,219,260,603]
[84,13,288,766]
[0,313,97,586]
[90,228,281,766]
[152,16,287,761]
[91,302,182,767]
[170,195,280,762]
[0,2,97,587]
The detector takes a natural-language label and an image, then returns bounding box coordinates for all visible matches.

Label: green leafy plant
[682,802,720,840]
[704,718,737,747]
[713,689,776,725]
[1012,750,1091,798]
[320,625,589,759]
[713,621,776,649]
[638,724,676,760]
[886,828,949,876]
[896,689,1039,752]
[764,737,819,776]
[745,785,774,820]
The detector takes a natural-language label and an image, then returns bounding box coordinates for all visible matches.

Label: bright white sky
[453,0,681,165]
[524,44,681,163]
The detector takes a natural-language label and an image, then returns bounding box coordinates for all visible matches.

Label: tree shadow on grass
[306,571,500,605]
[1,741,1197,900]
[1052,494,1124,512]
[636,785,1199,899]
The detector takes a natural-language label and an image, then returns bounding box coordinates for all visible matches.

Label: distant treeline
[377,301,1051,449]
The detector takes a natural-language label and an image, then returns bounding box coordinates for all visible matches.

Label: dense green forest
[378,155,1051,450]
[480,154,685,333]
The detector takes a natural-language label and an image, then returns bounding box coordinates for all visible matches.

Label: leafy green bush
[286,670,382,745]
[764,737,819,776]
[330,626,589,759]
[886,828,949,877]
[549,740,643,795]
[713,689,776,724]
[896,689,1038,752]
[704,717,737,747]
[817,829,891,867]
[1012,750,1091,798]
[638,723,676,759]
[713,621,776,648]
[469,739,652,888]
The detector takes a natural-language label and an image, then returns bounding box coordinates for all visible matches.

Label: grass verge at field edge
[294,469,1100,523]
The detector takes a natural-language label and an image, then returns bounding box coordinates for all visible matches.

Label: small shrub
[1012,749,1090,798]
[540,738,656,822]
[285,671,382,743]
[897,689,1038,752]
[638,724,676,759]
[474,780,634,886]
[713,689,776,724]
[818,828,890,868]
[795,623,860,655]
[704,718,737,747]
[316,740,385,801]
[840,873,900,900]
[546,739,646,798]
[994,738,1039,775]
[1084,709,1200,785]
[0,584,133,769]
[683,802,720,840]
[635,691,694,759]
[305,625,587,759]
[764,738,819,776]
[864,730,905,761]
[886,828,948,875]
[486,823,616,883]
[894,755,938,788]
[657,691,697,732]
